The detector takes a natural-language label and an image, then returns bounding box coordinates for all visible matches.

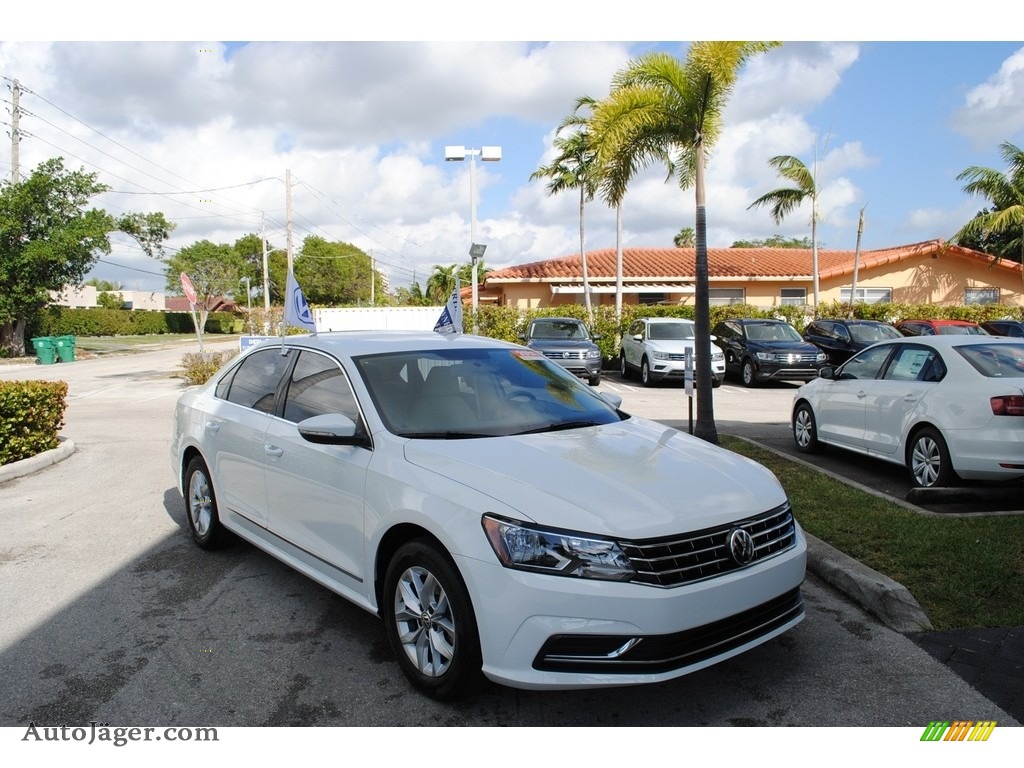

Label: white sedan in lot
[792,335,1024,488]
[172,331,806,700]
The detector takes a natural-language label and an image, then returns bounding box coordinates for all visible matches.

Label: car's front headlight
[651,350,669,360]
[756,351,774,361]
[816,352,827,362]
[586,348,601,360]
[482,514,636,581]
[712,352,724,362]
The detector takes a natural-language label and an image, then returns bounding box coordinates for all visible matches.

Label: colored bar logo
[921,721,997,741]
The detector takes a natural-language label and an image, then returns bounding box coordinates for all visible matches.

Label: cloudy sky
[3,9,1023,298]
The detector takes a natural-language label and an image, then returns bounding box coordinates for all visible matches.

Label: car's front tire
[588,371,602,386]
[641,357,654,387]
[383,539,482,701]
[741,359,758,387]
[619,352,631,379]
[184,456,233,550]
[792,402,820,453]
[908,427,957,488]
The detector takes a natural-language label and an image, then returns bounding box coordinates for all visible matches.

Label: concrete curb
[804,532,933,633]
[0,437,76,484]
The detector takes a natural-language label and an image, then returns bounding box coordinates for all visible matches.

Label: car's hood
[402,417,786,538]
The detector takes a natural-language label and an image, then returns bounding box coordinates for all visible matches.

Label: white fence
[314,306,443,332]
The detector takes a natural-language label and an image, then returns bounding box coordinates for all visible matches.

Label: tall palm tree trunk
[693,143,719,445]
[579,185,593,319]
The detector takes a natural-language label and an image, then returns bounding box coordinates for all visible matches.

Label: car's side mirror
[598,392,623,410]
[818,366,836,380]
[632,334,643,341]
[297,413,370,448]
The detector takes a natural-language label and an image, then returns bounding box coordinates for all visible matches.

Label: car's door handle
[205,421,221,433]
[264,444,284,458]
[857,391,866,399]
[904,394,918,403]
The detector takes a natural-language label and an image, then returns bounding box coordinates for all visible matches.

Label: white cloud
[951,46,1024,146]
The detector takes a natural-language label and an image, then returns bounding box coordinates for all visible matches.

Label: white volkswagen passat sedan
[792,335,1024,488]
[172,332,806,700]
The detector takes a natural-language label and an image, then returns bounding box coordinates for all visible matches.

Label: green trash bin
[31,337,58,365]
[54,335,76,363]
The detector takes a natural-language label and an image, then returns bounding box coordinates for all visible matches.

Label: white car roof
[253,331,524,359]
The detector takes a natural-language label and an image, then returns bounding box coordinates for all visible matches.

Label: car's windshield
[356,347,622,438]
[530,320,589,340]
[647,323,694,341]
[955,343,1024,377]
[849,323,903,344]
[745,322,802,342]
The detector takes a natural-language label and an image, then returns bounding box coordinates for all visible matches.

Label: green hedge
[29,307,242,339]
[0,380,69,466]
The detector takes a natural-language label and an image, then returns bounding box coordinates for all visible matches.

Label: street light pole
[445,144,501,334]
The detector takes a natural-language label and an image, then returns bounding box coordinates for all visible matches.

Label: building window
[780,288,806,306]
[840,287,892,304]
[638,292,667,305]
[965,288,999,305]
[709,288,745,306]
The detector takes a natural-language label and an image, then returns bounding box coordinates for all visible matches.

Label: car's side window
[282,351,362,428]
[884,347,938,382]
[224,348,292,413]
[838,344,893,380]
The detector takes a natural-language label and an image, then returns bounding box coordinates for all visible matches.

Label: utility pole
[10,79,21,184]
[261,213,270,313]
[285,169,294,274]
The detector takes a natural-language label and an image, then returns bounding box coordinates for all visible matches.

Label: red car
[896,319,990,337]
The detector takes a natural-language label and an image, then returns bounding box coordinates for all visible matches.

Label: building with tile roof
[478,239,1024,310]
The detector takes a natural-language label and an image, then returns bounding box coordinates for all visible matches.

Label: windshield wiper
[512,420,604,436]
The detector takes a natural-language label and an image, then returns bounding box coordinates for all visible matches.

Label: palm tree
[590,42,780,444]
[674,227,695,248]
[530,97,600,320]
[426,263,458,305]
[951,140,1024,277]
[748,154,821,308]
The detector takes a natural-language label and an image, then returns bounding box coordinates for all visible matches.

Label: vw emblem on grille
[562,351,570,359]
[727,528,755,565]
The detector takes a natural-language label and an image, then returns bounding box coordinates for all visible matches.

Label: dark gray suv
[520,317,603,385]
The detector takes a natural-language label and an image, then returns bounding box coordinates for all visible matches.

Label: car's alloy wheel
[641,357,653,387]
[741,359,757,387]
[384,540,481,700]
[184,456,232,550]
[619,352,630,379]
[792,402,819,453]
[909,427,956,488]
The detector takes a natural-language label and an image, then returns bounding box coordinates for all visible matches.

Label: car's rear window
[955,343,1024,378]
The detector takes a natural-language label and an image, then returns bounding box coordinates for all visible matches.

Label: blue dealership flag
[433,275,463,335]
[284,269,317,333]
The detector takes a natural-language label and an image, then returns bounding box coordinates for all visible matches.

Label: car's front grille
[772,352,819,364]
[619,503,797,587]
[542,350,586,361]
[533,587,804,673]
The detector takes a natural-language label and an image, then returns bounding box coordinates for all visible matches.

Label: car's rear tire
[792,402,820,454]
[741,359,758,387]
[184,456,233,550]
[908,427,957,488]
[641,357,654,387]
[383,539,482,701]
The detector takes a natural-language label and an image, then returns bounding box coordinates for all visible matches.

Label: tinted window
[224,348,292,412]
[849,323,901,344]
[956,343,1024,378]
[837,344,894,380]
[647,323,694,341]
[282,351,362,426]
[884,346,942,382]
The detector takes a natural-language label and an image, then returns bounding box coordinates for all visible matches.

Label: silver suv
[521,317,603,385]
[620,317,725,387]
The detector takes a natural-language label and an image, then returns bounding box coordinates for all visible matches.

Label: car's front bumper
[457,527,807,690]
[649,359,726,382]
[752,362,823,382]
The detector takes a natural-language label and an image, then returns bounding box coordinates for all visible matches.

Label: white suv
[620,317,726,387]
